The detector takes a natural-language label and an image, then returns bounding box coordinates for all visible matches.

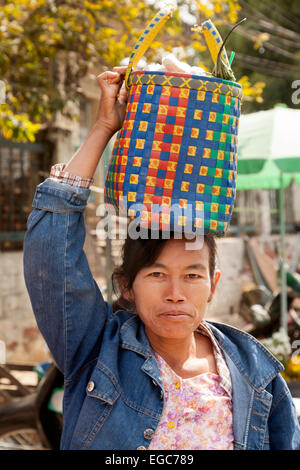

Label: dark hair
[111,232,218,313]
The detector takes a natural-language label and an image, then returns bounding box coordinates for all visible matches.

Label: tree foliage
[0,0,267,142]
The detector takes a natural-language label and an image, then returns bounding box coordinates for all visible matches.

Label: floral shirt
[49,164,234,450]
[148,321,234,450]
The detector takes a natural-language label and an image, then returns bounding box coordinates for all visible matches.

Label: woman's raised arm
[23,67,128,380]
[63,66,128,178]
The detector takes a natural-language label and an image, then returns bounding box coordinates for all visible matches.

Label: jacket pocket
[70,365,120,450]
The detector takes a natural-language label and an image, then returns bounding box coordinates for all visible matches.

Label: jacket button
[87,381,95,392]
[144,428,155,440]
[137,446,147,450]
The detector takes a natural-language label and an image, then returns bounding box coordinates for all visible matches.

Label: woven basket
[104,9,243,235]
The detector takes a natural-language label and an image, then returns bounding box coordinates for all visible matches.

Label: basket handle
[125,8,174,90]
[196,20,230,69]
[124,9,232,90]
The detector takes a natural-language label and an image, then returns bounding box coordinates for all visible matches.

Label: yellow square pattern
[196,184,205,193]
[164,179,174,189]
[188,146,196,157]
[149,159,160,169]
[194,218,203,228]
[142,103,151,113]
[132,157,142,167]
[174,125,184,136]
[194,109,202,120]
[126,120,134,130]
[144,194,153,204]
[128,208,135,217]
[184,163,193,174]
[139,121,148,131]
[135,139,145,149]
[130,102,138,112]
[195,201,204,211]
[206,130,213,141]
[158,104,168,115]
[128,192,136,202]
[179,88,190,99]
[152,141,162,151]
[161,86,171,96]
[167,161,177,172]
[162,196,171,206]
[181,182,190,191]
[191,128,199,138]
[155,123,165,133]
[179,199,188,208]
[170,143,180,154]
[197,90,206,101]
[176,107,186,118]
[122,138,130,148]
[129,174,138,184]
[178,215,186,226]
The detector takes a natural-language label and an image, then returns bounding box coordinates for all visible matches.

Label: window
[0,138,53,251]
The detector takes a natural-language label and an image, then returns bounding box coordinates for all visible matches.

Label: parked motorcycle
[0,361,63,450]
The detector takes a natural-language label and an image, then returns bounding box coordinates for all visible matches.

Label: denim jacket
[23,179,300,450]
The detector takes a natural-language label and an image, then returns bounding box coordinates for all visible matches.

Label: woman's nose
[164,280,186,303]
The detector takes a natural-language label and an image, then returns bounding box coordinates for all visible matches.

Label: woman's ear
[208,269,221,303]
[116,276,135,303]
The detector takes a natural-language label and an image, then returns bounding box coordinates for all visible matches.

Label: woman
[23,67,300,450]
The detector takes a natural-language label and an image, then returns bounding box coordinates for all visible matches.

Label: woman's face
[128,238,221,341]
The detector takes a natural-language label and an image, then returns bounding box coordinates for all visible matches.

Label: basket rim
[131,69,242,89]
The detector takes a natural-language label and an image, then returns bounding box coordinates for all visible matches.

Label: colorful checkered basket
[104,9,243,235]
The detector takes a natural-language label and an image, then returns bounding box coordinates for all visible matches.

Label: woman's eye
[150,272,164,278]
[186,273,200,279]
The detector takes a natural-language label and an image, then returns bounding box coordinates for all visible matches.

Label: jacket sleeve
[268,373,300,450]
[23,178,110,380]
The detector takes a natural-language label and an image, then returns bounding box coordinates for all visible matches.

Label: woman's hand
[94,66,128,137]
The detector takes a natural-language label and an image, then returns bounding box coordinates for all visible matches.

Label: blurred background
[0,0,300,449]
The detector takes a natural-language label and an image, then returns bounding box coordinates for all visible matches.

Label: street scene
[0,0,300,452]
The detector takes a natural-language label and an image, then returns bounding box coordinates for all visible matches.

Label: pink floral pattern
[149,341,234,450]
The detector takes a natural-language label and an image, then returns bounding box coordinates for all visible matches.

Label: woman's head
[112,232,221,339]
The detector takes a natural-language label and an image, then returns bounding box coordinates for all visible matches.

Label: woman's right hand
[94,66,128,137]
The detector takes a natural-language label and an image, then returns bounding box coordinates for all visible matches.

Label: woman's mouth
[159,311,190,319]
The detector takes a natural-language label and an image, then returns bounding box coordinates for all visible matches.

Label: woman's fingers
[118,88,128,104]
[96,70,120,87]
[112,65,127,74]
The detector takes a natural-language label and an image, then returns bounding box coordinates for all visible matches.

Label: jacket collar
[119,314,152,358]
[207,320,284,391]
[119,312,284,391]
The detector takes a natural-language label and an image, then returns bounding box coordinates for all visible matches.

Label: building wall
[1,233,298,364]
